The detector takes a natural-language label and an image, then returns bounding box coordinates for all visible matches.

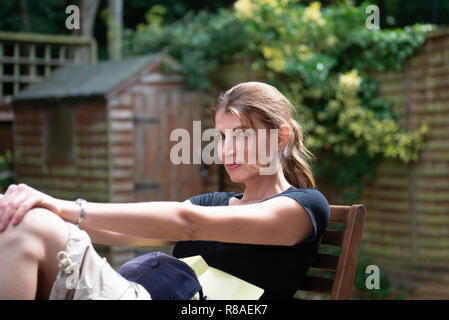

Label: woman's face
[214,109,280,183]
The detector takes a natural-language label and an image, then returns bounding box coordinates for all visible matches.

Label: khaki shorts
[49,222,151,300]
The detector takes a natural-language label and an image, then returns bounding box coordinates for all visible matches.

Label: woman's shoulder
[187,191,238,206]
[284,187,329,204]
[279,186,330,221]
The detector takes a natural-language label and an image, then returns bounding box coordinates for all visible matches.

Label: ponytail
[281,119,316,189]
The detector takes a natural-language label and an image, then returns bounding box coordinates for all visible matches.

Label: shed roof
[13,54,171,102]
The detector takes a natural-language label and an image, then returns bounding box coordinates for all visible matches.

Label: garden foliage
[124,0,433,203]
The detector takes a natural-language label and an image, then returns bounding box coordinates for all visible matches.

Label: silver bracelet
[74,198,87,227]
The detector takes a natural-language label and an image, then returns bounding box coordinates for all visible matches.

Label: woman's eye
[235,130,244,137]
[215,132,225,140]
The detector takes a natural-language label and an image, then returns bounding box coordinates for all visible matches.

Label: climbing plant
[125,0,433,203]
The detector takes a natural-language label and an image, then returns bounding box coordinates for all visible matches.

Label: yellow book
[179,255,264,300]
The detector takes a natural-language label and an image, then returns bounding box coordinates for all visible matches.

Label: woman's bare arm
[184,197,314,246]
[73,199,194,247]
[57,196,313,246]
[80,225,176,247]
[58,200,194,241]
[0,184,313,246]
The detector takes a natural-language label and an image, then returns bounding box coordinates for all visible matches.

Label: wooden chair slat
[311,253,339,271]
[299,275,334,294]
[331,205,366,300]
[329,206,350,223]
[298,204,366,300]
[321,230,345,246]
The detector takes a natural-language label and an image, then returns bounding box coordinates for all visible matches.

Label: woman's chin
[229,175,245,183]
[225,169,246,183]
[226,168,255,183]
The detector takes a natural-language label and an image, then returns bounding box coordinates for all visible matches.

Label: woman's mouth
[225,163,242,170]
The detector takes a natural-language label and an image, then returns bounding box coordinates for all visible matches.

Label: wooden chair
[298,204,366,300]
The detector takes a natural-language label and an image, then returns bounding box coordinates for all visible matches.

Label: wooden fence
[360,28,449,299]
[0,31,96,99]
[213,29,449,299]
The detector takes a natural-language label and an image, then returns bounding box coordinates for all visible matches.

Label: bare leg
[0,208,69,299]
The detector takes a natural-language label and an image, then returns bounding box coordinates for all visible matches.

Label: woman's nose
[221,136,236,164]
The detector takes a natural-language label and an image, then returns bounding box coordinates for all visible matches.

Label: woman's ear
[278,124,291,150]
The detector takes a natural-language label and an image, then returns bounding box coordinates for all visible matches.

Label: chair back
[298,204,366,299]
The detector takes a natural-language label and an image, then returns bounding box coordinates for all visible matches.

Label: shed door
[133,86,203,202]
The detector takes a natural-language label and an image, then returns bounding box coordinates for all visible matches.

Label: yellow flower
[329,99,340,110]
[339,69,362,93]
[420,123,429,135]
[298,44,312,61]
[303,1,325,26]
[262,46,274,59]
[325,35,338,48]
[262,46,286,72]
[267,58,286,72]
[235,0,280,18]
[260,0,277,7]
[234,0,254,19]
[310,1,321,10]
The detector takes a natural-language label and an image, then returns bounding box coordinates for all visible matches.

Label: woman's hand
[0,183,62,231]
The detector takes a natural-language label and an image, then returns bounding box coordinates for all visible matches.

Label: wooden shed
[11,54,204,205]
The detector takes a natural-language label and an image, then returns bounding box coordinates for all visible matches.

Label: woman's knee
[21,207,65,229]
[0,208,70,299]
[1,208,69,256]
[21,208,69,245]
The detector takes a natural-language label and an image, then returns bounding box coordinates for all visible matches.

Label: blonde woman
[0,82,329,300]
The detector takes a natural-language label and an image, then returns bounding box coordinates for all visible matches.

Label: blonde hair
[211,82,316,189]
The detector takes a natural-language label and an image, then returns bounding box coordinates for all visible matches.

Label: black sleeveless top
[173,186,330,300]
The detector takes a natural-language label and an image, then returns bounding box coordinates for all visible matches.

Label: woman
[0,82,329,300]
